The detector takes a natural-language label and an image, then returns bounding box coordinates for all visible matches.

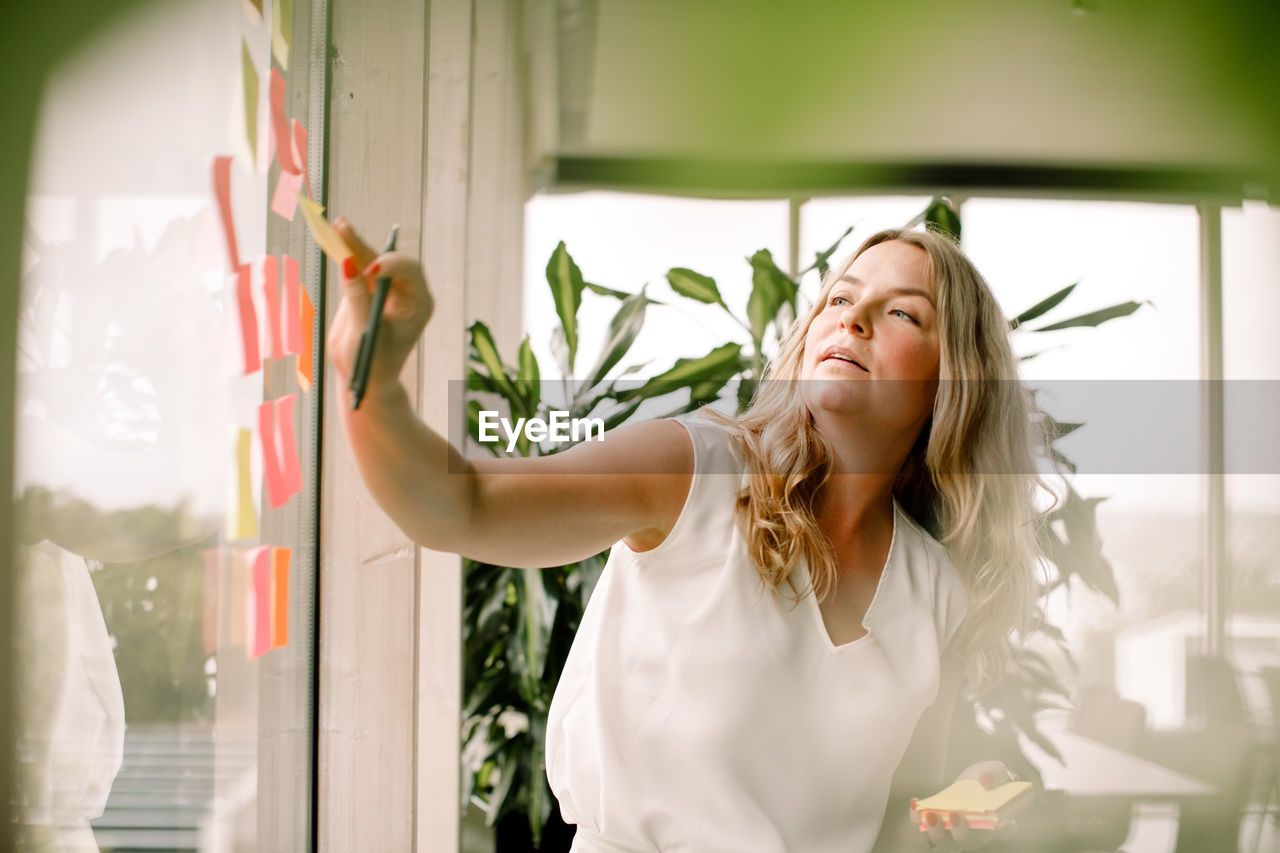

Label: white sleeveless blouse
[545,412,968,853]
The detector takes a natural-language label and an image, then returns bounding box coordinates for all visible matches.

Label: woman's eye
[890,308,917,322]
[830,295,850,306]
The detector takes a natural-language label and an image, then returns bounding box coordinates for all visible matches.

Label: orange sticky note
[270,169,302,220]
[275,394,302,499]
[228,427,258,540]
[247,545,273,660]
[270,547,290,649]
[283,254,302,354]
[298,285,314,392]
[268,68,298,174]
[202,548,222,656]
[212,156,241,269]
[241,41,259,165]
[235,264,260,375]
[261,256,285,359]
[258,402,288,508]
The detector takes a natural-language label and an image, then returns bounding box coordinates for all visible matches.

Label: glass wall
[14,1,319,849]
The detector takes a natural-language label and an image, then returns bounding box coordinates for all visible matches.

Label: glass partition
[14,1,321,849]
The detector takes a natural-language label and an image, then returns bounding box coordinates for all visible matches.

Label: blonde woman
[327,220,1047,852]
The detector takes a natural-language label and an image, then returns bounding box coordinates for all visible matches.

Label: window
[14,2,319,849]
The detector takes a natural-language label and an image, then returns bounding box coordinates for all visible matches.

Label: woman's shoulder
[671,407,748,477]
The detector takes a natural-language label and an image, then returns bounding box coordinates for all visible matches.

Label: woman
[327,220,1047,852]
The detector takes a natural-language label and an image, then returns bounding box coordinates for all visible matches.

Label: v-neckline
[805,499,900,652]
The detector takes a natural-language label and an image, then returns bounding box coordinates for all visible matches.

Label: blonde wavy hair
[706,226,1049,690]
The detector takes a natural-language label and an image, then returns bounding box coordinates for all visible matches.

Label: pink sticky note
[271,547,290,649]
[261,256,284,359]
[270,169,303,220]
[283,255,302,354]
[258,402,288,508]
[212,156,241,269]
[269,68,299,175]
[235,264,260,375]
[275,394,302,500]
[290,119,312,199]
[246,545,273,660]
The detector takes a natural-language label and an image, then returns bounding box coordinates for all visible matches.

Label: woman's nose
[839,305,867,335]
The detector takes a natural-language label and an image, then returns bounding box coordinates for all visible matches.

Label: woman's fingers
[339,255,371,319]
[333,218,380,269]
[924,811,949,847]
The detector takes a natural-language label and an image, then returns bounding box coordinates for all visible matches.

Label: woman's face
[800,239,941,438]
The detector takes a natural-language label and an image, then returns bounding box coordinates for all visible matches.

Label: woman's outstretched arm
[327,220,693,568]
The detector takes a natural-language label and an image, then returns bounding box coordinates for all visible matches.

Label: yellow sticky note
[240,40,258,164]
[297,196,352,262]
[228,428,259,541]
[271,0,293,70]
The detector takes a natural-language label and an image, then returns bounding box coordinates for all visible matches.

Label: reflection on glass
[14,1,312,850]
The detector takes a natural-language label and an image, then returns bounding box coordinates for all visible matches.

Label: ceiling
[536,0,1280,198]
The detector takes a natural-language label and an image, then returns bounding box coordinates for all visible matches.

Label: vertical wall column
[319,1,428,850]
[1198,202,1226,656]
[320,0,528,849]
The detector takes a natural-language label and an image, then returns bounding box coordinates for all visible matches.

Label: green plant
[460,197,1142,844]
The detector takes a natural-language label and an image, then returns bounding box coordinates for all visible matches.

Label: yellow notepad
[910,779,1034,831]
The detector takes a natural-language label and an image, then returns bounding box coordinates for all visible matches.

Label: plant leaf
[584,287,649,388]
[617,343,745,402]
[1031,300,1149,332]
[666,267,725,307]
[803,225,854,278]
[469,321,522,411]
[549,326,571,379]
[516,336,540,413]
[545,242,585,371]
[1010,282,1079,329]
[584,280,631,299]
[923,197,962,239]
[747,249,797,344]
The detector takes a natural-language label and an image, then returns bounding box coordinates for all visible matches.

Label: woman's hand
[920,761,1019,851]
[325,218,434,404]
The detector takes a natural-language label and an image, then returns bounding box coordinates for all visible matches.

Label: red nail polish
[365,262,380,277]
[925,812,938,827]
[342,256,357,278]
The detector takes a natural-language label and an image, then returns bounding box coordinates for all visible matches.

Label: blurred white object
[18,540,126,850]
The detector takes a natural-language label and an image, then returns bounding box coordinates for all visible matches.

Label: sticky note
[298,285,315,392]
[271,0,293,71]
[258,402,288,508]
[229,427,259,540]
[202,549,222,655]
[261,256,285,359]
[212,156,241,269]
[270,547,290,649]
[235,264,261,375]
[291,118,312,199]
[283,254,302,354]
[227,548,249,649]
[241,41,259,165]
[270,169,303,220]
[247,545,273,659]
[268,68,298,174]
[298,197,352,262]
[276,394,302,499]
